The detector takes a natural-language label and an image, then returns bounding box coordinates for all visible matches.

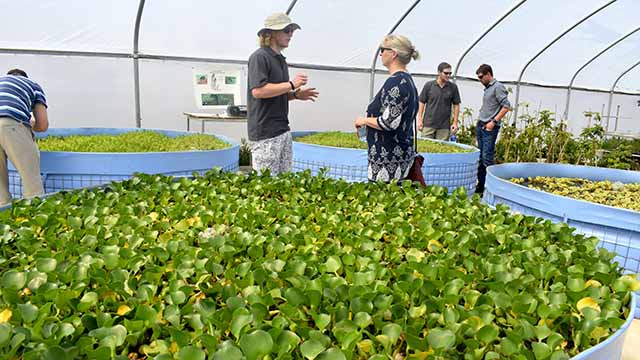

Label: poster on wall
[193,69,242,112]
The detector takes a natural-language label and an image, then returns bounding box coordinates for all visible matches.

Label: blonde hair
[258,31,272,47]
[381,34,420,65]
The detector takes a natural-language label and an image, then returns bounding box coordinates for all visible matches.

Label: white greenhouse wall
[0,55,637,142]
[0,54,134,128]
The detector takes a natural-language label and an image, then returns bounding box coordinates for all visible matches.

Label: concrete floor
[623,319,640,360]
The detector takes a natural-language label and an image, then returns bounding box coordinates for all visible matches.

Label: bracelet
[289,81,295,90]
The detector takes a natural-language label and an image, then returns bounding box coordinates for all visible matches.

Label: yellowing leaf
[20,287,32,296]
[590,326,609,340]
[411,349,435,360]
[576,297,601,314]
[622,275,640,292]
[406,248,426,262]
[186,216,200,226]
[0,309,12,323]
[170,341,179,353]
[117,305,131,315]
[427,240,443,252]
[484,224,496,232]
[357,339,373,353]
[584,279,602,288]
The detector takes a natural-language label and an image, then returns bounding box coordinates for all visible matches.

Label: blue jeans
[476,121,500,192]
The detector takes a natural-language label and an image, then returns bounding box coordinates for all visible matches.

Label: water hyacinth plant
[0,170,637,359]
[37,131,230,153]
[296,132,471,154]
[511,176,640,212]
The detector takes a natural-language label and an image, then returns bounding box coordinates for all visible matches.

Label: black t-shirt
[419,80,461,129]
[247,47,290,141]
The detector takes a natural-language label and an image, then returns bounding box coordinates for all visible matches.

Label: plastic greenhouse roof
[1,0,639,93]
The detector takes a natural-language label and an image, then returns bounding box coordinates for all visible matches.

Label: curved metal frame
[3,0,638,128]
[453,0,527,81]
[606,59,640,125]
[368,0,422,100]
[133,0,146,128]
[286,0,299,15]
[0,48,130,58]
[512,0,616,124]
[563,26,640,120]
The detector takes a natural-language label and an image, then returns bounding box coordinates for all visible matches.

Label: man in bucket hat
[247,12,319,175]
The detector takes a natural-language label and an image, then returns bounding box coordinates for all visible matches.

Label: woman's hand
[355,116,368,129]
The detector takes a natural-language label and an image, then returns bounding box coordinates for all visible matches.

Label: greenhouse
[1,0,640,359]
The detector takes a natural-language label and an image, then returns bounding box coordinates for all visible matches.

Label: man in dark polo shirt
[247,12,319,175]
[417,62,461,140]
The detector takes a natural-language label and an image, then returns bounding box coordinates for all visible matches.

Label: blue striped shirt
[0,75,47,126]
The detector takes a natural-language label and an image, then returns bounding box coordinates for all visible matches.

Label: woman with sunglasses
[354,35,420,183]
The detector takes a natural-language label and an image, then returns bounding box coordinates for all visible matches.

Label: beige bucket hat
[257,12,301,35]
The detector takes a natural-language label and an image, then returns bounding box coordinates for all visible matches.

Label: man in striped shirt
[0,68,49,206]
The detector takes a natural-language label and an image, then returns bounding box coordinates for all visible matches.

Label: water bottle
[449,133,457,142]
[357,126,367,139]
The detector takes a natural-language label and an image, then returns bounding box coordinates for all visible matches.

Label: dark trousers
[475,121,500,192]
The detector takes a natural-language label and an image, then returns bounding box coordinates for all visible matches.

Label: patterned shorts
[249,131,292,176]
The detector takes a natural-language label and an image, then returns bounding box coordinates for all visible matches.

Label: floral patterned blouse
[365,71,419,182]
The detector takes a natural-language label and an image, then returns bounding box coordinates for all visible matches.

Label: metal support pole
[614,105,620,131]
[369,0,422,101]
[513,0,616,124]
[286,0,298,15]
[564,26,640,120]
[453,0,527,82]
[133,0,146,128]
[607,59,640,125]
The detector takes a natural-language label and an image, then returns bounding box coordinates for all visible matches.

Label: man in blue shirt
[0,68,49,206]
[475,64,511,195]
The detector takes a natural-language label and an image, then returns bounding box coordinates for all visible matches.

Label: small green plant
[239,138,252,166]
[574,112,605,166]
[600,144,634,170]
[472,107,634,170]
[455,107,476,146]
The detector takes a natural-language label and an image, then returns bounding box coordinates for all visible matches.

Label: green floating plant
[37,131,230,153]
[0,170,637,360]
[296,131,471,153]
